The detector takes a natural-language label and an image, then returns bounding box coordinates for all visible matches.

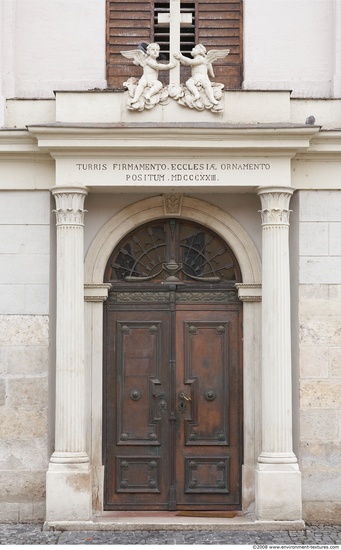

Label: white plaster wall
[5,99,56,128]
[0,1,15,126]
[5,0,107,99]
[291,99,341,129]
[298,190,341,523]
[243,0,335,98]
[0,190,51,522]
[0,0,4,127]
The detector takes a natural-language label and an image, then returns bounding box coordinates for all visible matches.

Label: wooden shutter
[106,0,243,90]
[107,0,153,89]
[196,0,243,89]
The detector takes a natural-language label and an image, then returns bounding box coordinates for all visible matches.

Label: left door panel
[104,309,171,510]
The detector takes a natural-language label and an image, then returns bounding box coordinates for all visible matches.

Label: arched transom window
[104,219,242,284]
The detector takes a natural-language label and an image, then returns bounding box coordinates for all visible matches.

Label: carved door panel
[105,308,171,509]
[175,305,241,509]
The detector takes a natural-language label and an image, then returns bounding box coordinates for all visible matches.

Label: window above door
[105,219,241,284]
[106,0,243,89]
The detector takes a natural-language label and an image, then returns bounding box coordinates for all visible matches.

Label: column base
[46,454,92,522]
[255,462,302,521]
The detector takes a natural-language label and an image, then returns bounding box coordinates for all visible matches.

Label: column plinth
[46,187,92,523]
[255,187,302,522]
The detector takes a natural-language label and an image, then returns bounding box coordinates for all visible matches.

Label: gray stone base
[46,463,92,522]
[255,463,302,521]
[43,518,306,532]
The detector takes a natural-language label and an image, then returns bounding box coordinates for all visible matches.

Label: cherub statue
[121,43,176,110]
[172,44,230,111]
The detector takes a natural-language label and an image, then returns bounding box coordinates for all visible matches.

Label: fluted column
[255,187,302,523]
[52,187,88,458]
[46,186,92,523]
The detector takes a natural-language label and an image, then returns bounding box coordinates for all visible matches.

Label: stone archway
[84,194,262,515]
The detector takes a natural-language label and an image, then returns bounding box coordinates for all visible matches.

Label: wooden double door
[104,287,242,511]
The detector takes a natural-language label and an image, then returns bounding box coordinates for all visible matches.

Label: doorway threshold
[44,512,305,531]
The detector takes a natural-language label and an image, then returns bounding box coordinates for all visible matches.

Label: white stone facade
[0,0,340,526]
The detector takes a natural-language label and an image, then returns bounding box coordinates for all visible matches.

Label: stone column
[255,187,302,522]
[46,186,92,523]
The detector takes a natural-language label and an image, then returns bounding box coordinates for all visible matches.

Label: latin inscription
[75,161,271,183]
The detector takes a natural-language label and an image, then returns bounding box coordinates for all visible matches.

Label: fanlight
[105,219,241,284]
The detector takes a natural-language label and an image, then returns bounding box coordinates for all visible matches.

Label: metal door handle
[153,392,166,398]
[153,391,167,411]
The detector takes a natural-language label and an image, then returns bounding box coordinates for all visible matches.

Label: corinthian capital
[52,187,88,226]
[257,187,294,226]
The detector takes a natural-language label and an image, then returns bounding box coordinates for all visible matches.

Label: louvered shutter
[196,0,243,89]
[106,0,243,90]
[107,0,153,89]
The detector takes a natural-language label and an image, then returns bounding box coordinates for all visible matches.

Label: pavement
[0,523,340,546]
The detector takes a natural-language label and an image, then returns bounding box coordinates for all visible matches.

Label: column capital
[257,186,294,226]
[51,186,88,226]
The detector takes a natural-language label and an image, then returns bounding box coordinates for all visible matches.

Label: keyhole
[179,401,186,413]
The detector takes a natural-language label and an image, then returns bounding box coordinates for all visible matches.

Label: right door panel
[175,305,242,509]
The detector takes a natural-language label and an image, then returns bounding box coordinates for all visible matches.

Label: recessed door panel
[116,321,164,445]
[181,320,230,445]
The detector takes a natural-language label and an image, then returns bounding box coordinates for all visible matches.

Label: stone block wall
[299,190,341,523]
[0,191,51,522]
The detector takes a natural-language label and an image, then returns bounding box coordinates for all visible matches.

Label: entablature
[1,123,341,191]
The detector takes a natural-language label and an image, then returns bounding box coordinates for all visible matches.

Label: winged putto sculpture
[121,43,176,111]
[121,42,230,112]
[171,45,230,112]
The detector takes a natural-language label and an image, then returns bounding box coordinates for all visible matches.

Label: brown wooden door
[105,307,172,509]
[104,292,242,511]
[175,304,241,509]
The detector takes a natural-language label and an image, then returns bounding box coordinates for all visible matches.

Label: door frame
[84,195,262,515]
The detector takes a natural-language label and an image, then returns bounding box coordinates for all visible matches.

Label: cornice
[3,125,341,159]
[0,129,42,155]
[27,124,320,156]
[295,130,341,159]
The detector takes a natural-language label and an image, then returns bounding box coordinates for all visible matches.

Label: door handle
[153,391,167,411]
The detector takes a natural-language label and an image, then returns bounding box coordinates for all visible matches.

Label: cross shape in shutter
[157,0,192,85]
